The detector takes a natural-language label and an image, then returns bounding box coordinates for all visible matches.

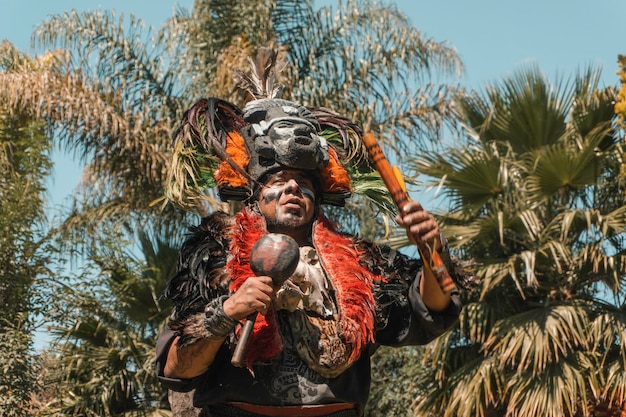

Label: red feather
[226,208,381,369]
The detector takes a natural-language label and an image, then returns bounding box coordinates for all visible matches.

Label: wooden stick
[362,133,457,294]
[231,313,256,368]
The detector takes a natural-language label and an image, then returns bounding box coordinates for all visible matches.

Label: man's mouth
[285,196,302,205]
[283,198,303,213]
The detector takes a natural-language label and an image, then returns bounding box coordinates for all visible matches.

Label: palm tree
[38,228,178,416]
[408,65,626,417]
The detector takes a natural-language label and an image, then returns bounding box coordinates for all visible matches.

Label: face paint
[261,187,281,205]
[261,182,315,209]
[258,170,317,235]
[301,187,315,203]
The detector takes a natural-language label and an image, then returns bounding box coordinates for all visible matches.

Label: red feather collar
[226,208,379,370]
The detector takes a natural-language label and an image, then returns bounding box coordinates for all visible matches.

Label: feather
[166,98,253,209]
[164,212,234,321]
[312,106,369,168]
[165,46,383,211]
[233,46,285,100]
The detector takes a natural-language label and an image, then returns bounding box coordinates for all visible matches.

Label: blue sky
[1,0,624,207]
[406,0,624,89]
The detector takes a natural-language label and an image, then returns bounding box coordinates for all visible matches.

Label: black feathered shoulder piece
[163,211,234,323]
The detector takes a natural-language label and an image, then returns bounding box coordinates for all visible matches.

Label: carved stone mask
[242,99,330,182]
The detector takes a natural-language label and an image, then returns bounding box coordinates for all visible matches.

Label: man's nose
[284,179,301,194]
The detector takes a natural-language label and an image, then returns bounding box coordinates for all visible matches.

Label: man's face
[258,169,317,233]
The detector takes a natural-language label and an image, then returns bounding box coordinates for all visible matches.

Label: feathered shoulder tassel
[164,211,234,346]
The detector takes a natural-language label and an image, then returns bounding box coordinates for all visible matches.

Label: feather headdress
[166,47,383,211]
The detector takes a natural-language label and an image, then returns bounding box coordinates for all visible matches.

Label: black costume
[156,208,462,416]
[156,47,464,417]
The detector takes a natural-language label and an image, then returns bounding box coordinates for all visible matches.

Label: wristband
[203,295,238,338]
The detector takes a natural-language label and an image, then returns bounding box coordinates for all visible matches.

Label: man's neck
[266,224,312,247]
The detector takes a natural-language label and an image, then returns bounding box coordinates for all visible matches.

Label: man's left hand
[395,201,441,249]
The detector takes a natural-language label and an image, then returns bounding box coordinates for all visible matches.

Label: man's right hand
[165,276,276,379]
[223,276,275,321]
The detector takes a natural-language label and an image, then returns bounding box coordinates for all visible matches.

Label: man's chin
[266,217,311,234]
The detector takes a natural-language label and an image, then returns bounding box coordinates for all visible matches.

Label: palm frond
[458,301,499,345]
[484,303,591,375]
[273,0,463,154]
[525,132,609,201]
[410,144,513,213]
[442,356,503,417]
[505,353,594,417]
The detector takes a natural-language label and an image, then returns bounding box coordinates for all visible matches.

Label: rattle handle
[231,313,256,367]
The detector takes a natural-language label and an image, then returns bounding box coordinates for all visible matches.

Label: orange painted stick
[362,133,457,294]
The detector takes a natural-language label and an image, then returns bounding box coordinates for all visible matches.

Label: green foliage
[366,346,428,417]
[0,111,51,314]
[410,65,626,416]
[0,108,52,417]
[0,322,37,417]
[39,227,176,416]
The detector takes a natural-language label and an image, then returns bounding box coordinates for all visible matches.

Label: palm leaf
[484,303,591,375]
[504,353,594,417]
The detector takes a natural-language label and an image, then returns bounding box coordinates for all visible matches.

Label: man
[156,49,464,417]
